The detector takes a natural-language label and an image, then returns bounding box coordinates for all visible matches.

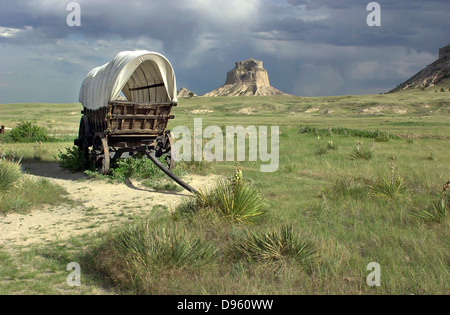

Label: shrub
[111,155,164,180]
[235,224,318,267]
[58,146,91,173]
[10,121,49,143]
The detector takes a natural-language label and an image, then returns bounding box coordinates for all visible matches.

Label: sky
[0,0,449,103]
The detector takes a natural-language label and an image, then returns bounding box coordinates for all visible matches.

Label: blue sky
[0,0,449,103]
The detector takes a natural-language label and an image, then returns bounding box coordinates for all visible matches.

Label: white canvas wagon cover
[79,50,178,110]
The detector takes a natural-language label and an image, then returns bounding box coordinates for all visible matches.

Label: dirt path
[0,162,218,251]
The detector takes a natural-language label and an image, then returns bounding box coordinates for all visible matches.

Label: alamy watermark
[66,262,81,287]
[66,2,381,28]
[66,2,81,27]
[367,262,381,287]
[172,119,280,173]
[367,2,381,27]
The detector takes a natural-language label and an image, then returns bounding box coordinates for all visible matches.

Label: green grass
[84,217,218,294]
[0,89,449,294]
[1,143,69,215]
[0,171,69,215]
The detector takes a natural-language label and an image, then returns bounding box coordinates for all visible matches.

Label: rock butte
[177,87,197,98]
[204,59,287,96]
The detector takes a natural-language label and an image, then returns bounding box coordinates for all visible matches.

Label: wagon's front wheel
[92,132,110,174]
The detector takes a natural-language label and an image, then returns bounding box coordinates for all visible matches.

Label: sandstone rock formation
[203,59,286,96]
[390,44,450,92]
[177,88,196,98]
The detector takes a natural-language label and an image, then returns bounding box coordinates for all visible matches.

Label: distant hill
[390,44,450,92]
[203,59,287,97]
[177,88,196,98]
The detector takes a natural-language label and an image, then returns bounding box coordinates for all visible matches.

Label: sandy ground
[0,162,218,251]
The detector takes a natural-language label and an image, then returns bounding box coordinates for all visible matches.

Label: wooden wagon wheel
[92,132,110,174]
[77,116,91,161]
[155,130,174,170]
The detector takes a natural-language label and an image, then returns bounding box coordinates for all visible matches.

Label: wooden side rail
[108,114,174,120]
[109,101,177,107]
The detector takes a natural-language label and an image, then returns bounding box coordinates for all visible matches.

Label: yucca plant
[370,176,407,200]
[370,157,407,200]
[176,168,266,223]
[211,179,266,223]
[0,160,22,192]
[350,141,374,160]
[236,224,318,267]
[414,182,449,223]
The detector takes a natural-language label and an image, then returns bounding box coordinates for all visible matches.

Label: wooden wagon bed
[83,100,176,138]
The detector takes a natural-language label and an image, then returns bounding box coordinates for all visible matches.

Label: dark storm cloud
[0,0,449,102]
[256,0,449,53]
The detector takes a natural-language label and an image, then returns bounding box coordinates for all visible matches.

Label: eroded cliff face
[390,44,450,92]
[177,88,196,98]
[204,59,286,96]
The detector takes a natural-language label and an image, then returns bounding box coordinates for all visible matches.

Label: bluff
[177,88,196,98]
[203,59,286,96]
[390,44,450,92]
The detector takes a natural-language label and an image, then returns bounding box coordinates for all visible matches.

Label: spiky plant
[370,157,407,200]
[0,160,22,192]
[211,179,266,223]
[370,176,407,200]
[236,224,318,267]
[350,141,374,160]
[414,182,449,223]
[176,169,266,223]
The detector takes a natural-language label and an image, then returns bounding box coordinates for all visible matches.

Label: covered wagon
[76,50,196,193]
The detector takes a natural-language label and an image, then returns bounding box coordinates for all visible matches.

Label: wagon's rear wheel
[155,130,174,170]
[92,132,110,174]
[76,116,90,161]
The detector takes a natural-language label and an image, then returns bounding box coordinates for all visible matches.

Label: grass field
[0,89,449,295]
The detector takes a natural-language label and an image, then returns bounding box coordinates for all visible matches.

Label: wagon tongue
[146,152,199,195]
